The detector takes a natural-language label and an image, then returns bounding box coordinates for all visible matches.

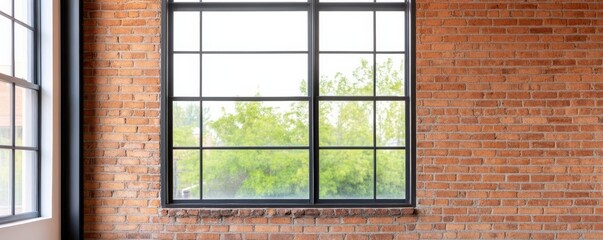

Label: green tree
[172,103,205,199]
[171,57,406,199]
[203,102,309,199]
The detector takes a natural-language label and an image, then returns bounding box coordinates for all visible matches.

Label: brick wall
[82,1,603,239]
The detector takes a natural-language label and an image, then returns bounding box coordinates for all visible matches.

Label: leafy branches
[171,57,406,199]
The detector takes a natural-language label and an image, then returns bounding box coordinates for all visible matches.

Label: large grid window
[0,0,40,223]
[162,0,414,207]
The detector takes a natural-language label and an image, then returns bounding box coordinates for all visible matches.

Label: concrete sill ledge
[159,208,416,218]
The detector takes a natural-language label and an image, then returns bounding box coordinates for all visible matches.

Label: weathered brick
[82,1,603,239]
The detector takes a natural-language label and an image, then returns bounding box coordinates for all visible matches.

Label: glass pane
[204,101,308,147]
[174,0,199,2]
[377,101,405,146]
[203,150,308,199]
[0,17,12,76]
[15,86,37,147]
[204,0,306,2]
[377,150,405,199]
[0,0,10,16]
[203,12,307,51]
[320,12,373,51]
[173,150,200,199]
[321,0,371,2]
[15,150,36,214]
[202,54,307,97]
[0,149,10,217]
[319,101,373,146]
[0,82,10,145]
[14,0,33,26]
[376,12,405,51]
[319,150,373,199]
[172,101,200,147]
[376,54,405,96]
[319,54,373,96]
[173,54,200,97]
[173,11,200,51]
[14,24,33,82]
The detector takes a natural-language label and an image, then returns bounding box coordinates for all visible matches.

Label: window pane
[172,101,200,147]
[0,17,12,76]
[14,0,33,26]
[204,0,306,2]
[320,12,373,51]
[15,86,37,148]
[377,150,405,199]
[319,150,373,199]
[376,54,405,96]
[202,54,307,97]
[204,101,309,147]
[14,24,34,82]
[376,101,405,146]
[0,150,10,217]
[203,150,308,199]
[14,150,36,214]
[173,54,200,97]
[203,12,307,51]
[319,54,373,96]
[173,150,200,199]
[173,11,200,51]
[319,101,373,146]
[321,0,371,2]
[376,12,405,51]
[0,0,10,16]
[0,82,10,145]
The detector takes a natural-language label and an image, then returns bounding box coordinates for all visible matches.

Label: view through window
[163,0,413,206]
[0,0,40,223]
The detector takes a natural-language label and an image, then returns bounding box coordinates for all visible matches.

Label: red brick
[81,1,603,239]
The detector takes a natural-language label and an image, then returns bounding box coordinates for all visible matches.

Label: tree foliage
[172,57,406,200]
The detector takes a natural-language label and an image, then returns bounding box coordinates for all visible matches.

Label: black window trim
[160,0,416,208]
[0,0,42,225]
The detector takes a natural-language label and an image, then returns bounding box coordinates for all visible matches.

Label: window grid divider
[372,7,378,201]
[11,83,16,216]
[198,8,204,201]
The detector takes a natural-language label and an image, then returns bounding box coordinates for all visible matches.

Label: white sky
[172,11,405,99]
[0,17,11,76]
[0,0,33,25]
[203,12,307,51]
[0,7,34,82]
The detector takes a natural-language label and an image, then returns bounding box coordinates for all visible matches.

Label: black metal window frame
[0,0,42,224]
[161,0,416,208]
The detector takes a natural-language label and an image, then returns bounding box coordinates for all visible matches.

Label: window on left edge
[0,0,40,224]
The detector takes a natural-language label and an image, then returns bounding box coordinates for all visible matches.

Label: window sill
[159,208,415,219]
[0,217,50,229]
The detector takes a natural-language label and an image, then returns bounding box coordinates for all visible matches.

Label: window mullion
[199,9,203,201]
[406,0,414,204]
[11,0,14,79]
[372,9,377,200]
[10,83,15,216]
[171,2,309,11]
[309,0,319,205]
[0,73,41,91]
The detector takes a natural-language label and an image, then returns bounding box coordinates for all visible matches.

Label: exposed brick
[82,0,603,239]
